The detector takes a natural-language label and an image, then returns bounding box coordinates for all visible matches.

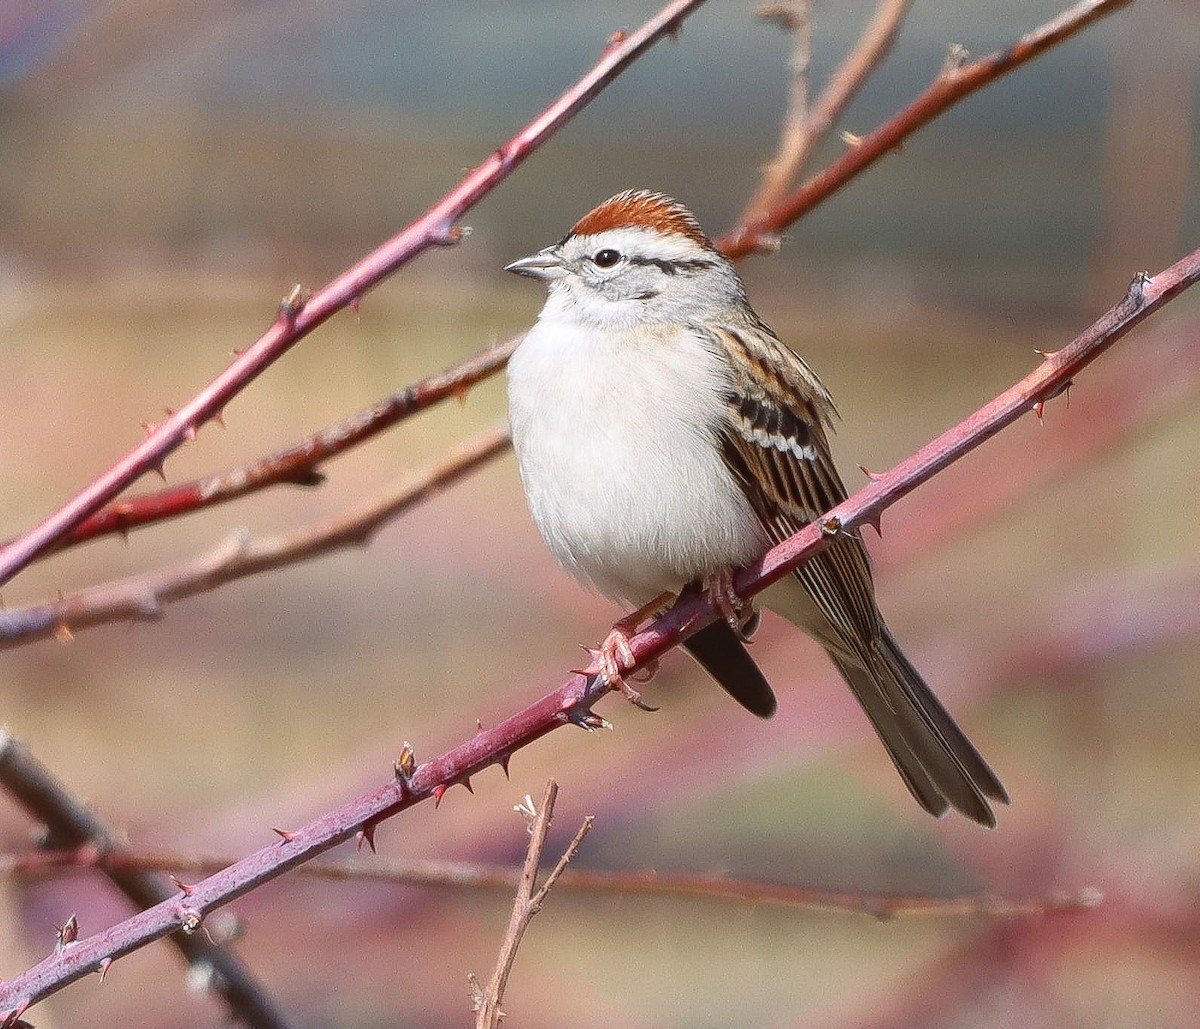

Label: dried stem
[4,337,520,560]
[0,732,297,1029]
[2,846,1099,921]
[470,782,593,1028]
[0,0,709,587]
[720,0,1134,255]
[0,427,511,649]
[1,251,1194,1024]
[744,0,914,223]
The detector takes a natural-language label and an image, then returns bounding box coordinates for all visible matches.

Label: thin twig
[3,337,520,560]
[0,0,710,587]
[0,250,1193,1024]
[744,0,914,222]
[0,732,298,1029]
[0,846,1099,921]
[0,427,511,649]
[721,0,1134,255]
[470,782,593,1028]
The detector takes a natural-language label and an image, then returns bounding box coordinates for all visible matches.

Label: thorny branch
[1,338,518,560]
[0,0,1127,573]
[0,732,296,1029]
[719,0,1135,256]
[0,0,710,587]
[1,249,1195,1023]
[0,428,511,649]
[469,782,593,1029]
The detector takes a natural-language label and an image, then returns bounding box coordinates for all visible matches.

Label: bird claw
[577,631,660,712]
[704,569,756,642]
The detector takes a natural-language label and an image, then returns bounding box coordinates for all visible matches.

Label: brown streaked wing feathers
[711,321,880,657]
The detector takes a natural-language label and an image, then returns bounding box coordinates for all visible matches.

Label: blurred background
[1,1,1199,1025]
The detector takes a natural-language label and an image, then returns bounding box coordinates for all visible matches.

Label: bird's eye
[592,248,622,268]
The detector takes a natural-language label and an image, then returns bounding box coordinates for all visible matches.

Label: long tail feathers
[830,630,1007,827]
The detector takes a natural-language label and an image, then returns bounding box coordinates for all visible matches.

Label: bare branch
[0,0,710,587]
[0,251,1193,1022]
[721,0,1134,256]
[744,0,914,222]
[0,427,511,649]
[470,783,593,1028]
[0,732,297,1029]
[2,846,1097,921]
[6,337,520,560]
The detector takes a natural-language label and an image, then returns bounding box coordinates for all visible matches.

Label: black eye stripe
[625,255,717,275]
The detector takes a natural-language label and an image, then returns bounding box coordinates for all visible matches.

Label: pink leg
[576,593,672,710]
[703,568,757,642]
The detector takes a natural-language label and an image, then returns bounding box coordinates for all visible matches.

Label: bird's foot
[703,568,757,642]
[577,631,660,710]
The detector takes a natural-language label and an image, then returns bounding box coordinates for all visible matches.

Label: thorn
[436,224,470,246]
[1033,348,1059,361]
[53,623,74,644]
[498,754,511,779]
[433,784,448,808]
[475,719,485,734]
[452,383,472,406]
[840,130,863,148]
[1126,270,1152,305]
[356,823,377,854]
[942,42,969,74]
[278,283,309,320]
[55,913,79,950]
[569,709,613,733]
[151,461,167,483]
[819,516,843,537]
[607,28,629,48]
[211,409,226,430]
[349,295,362,317]
[271,827,298,844]
[394,741,416,786]
[857,464,885,482]
[169,874,197,897]
[865,513,883,538]
[460,777,474,795]
[97,956,113,983]
[178,907,203,935]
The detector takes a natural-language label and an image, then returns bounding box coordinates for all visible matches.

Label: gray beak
[505,246,565,281]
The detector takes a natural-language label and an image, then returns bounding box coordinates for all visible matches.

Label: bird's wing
[703,319,881,659]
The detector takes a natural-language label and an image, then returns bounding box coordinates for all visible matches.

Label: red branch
[1,0,1131,569]
[2,339,518,557]
[2,249,1194,1024]
[717,0,1134,256]
[0,0,708,587]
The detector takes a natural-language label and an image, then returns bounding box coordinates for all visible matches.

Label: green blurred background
[2,1,1199,1026]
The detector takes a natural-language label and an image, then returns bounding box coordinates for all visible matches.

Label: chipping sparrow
[505,189,1007,826]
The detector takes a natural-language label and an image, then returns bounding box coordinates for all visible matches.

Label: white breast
[507,316,768,605]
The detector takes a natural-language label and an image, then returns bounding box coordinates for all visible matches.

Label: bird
[504,189,1007,826]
